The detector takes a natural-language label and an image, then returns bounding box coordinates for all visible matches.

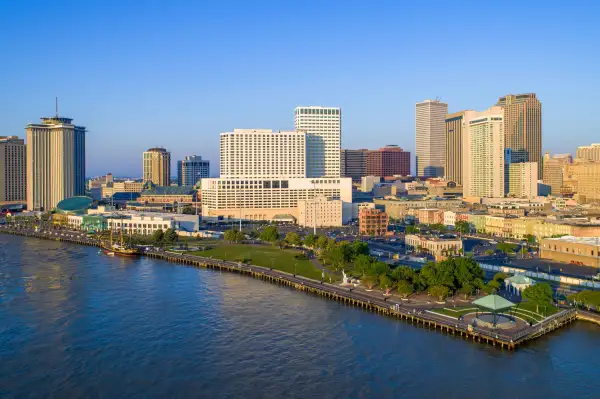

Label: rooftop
[141,186,197,196]
[543,236,600,246]
[472,294,515,311]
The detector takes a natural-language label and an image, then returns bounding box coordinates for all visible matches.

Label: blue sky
[1,0,598,177]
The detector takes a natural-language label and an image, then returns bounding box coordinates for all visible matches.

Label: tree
[284,232,302,246]
[396,280,414,298]
[429,285,450,301]
[326,245,347,272]
[485,249,495,256]
[486,280,501,293]
[454,221,471,235]
[405,225,419,235]
[522,283,553,313]
[459,283,473,299]
[351,240,369,258]
[379,275,393,295]
[524,234,536,244]
[181,206,195,215]
[352,254,373,277]
[316,235,328,250]
[260,226,280,243]
[164,228,179,243]
[492,272,508,284]
[497,242,518,254]
[391,265,415,283]
[568,290,600,310]
[303,233,316,248]
[224,229,244,243]
[152,229,164,244]
[370,261,391,277]
[361,274,378,290]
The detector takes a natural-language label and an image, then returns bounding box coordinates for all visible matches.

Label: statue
[342,270,351,285]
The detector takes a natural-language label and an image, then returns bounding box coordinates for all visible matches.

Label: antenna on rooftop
[55,97,58,117]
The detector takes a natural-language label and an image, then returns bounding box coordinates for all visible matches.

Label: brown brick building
[359,208,389,236]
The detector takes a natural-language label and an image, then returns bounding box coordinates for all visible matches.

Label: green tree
[369,261,391,277]
[492,272,508,284]
[351,240,369,258]
[568,290,600,310]
[260,226,280,243]
[429,285,450,301]
[485,249,495,256]
[487,280,501,293]
[181,206,195,215]
[405,225,419,234]
[224,229,243,243]
[391,265,415,283]
[396,280,414,298]
[361,274,378,290]
[524,234,536,244]
[164,228,179,243]
[352,254,373,277]
[459,283,473,299]
[497,242,518,254]
[152,228,164,244]
[454,221,471,235]
[316,235,328,250]
[303,233,316,248]
[522,283,553,313]
[379,274,393,295]
[325,245,347,272]
[284,232,302,246]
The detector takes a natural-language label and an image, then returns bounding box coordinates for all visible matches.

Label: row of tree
[151,228,179,244]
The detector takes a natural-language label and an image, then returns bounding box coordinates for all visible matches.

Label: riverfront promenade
[0,225,588,350]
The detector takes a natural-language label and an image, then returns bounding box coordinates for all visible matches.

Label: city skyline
[1,1,598,176]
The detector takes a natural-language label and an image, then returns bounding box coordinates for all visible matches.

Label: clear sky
[1,0,598,177]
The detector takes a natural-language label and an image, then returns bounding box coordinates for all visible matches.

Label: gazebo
[472,294,516,328]
[505,274,535,295]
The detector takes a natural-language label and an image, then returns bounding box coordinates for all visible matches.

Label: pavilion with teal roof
[472,294,516,327]
[505,274,535,295]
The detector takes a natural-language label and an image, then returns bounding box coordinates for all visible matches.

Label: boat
[101,229,140,257]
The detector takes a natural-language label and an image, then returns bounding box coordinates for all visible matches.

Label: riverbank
[1,226,597,349]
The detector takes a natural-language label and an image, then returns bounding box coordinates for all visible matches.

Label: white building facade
[297,197,344,227]
[508,162,539,198]
[294,106,341,178]
[415,100,448,177]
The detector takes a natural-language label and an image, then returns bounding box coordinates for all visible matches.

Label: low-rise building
[404,234,463,261]
[540,236,600,268]
[416,208,444,225]
[359,208,388,236]
[466,213,488,233]
[488,203,526,217]
[297,197,343,227]
[374,198,463,220]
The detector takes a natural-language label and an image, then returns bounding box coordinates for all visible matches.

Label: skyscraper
[416,99,448,177]
[341,149,368,182]
[177,155,210,186]
[496,93,542,177]
[294,106,341,178]
[366,145,411,177]
[508,162,539,198]
[444,110,472,184]
[463,106,505,198]
[26,116,86,211]
[575,143,600,162]
[143,148,171,186]
[0,136,26,203]
[542,151,572,196]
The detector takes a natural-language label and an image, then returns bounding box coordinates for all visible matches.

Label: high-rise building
[341,149,368,182]
[26,116,86,211]
[219,129,305,179]
[366,145,411,177]
[177,155,210,186]
[576,144,600,162]
[496,93,542,177]
[294,106,341,178]
[0,136,26,203]
[463,106,505,198]
[143,148,171,186]
[416,99,448,177]
[508,162,539,198]
[444,111,473,184]
[542,151,573,196]
[562,161,600,203]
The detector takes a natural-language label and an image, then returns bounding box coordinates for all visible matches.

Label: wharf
[0,226,590,350]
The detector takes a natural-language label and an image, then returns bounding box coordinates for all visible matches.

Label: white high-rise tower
[415,99,448,177]
[294,106,341,178]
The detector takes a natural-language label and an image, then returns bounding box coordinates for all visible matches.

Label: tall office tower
[575,143,600,161]
[220,129,306,178]
[26,116,86,211]
[508,162,539,198]
[496,93,542,177]
[542,151,573,196]
[463,106,505,198]
[444,110,474,184]
[177,155,210,186]
[0,136,26,202]
[294,106,341,178]
[341,149,368,182]
[416,99,448,177]
[562,161,600,203]
[366,145,411,177]
[143,147,171,186]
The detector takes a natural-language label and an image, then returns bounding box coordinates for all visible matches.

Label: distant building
[341,149,368,181]
[177,155,210,186]
[359,208,389,236]
[26,116,86,211]
[297,197,344,228]
[143,148,171,186]
[294,106,341,178]
[405,234,462,261]
[496,93,542,177]
[416,208,444,225]
[99,181,144,200]
[542,151,572,196]
[416,99,448,177]
[360,176,381,192]
[540,236,600,268]
[575,143,600,162]
[0,136,26,203]
[88,173,114,191]
[444,110,473,185]
[367,145,410,177]
[508,162,539,198]
[562,161,600,203]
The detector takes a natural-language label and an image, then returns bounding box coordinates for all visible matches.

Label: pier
[0,226,593,350]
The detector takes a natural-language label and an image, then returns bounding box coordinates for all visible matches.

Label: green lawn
[430,307,478,319]
[513,301,558,316]
[187,243,332,281]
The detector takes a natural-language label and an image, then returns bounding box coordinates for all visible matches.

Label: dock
[1,225,594,350]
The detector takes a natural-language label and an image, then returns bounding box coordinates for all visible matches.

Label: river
[1,234,599,398]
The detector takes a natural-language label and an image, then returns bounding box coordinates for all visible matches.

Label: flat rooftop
[543,236,600,246]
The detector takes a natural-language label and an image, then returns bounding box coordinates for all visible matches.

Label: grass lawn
[514,301,558,316]
[430,307,478,319]
[187,243,331,281]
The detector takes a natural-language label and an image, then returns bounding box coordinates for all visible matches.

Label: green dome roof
[56,196,93,213]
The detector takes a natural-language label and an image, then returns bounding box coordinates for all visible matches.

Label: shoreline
[2,226,597,349]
